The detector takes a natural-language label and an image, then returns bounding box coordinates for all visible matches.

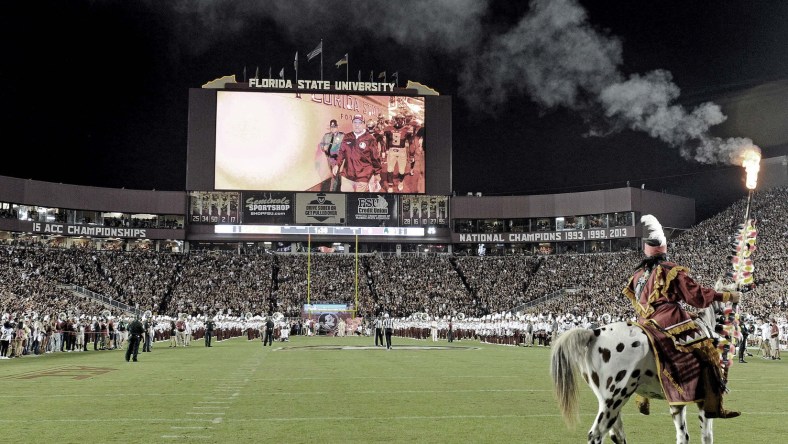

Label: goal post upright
[307,233,311,306]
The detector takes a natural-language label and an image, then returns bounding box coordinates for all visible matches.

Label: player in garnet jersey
[383,114,414,192]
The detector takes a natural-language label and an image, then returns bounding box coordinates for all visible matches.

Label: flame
[740,146,761,190]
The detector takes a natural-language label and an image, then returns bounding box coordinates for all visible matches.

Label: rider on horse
[622,214,742,419]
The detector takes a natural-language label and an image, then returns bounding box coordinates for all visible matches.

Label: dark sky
[2,0,787,221]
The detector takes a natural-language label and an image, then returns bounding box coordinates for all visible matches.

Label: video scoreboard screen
[186,88,451,196]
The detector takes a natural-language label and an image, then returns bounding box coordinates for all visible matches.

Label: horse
[549,306,723,444]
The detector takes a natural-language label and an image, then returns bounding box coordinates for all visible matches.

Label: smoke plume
[164,0,754,165]
[459,0,754,164]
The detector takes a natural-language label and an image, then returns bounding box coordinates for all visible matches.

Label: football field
[1,335,784,443]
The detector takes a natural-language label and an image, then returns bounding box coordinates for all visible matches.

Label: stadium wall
[450,187,695,229]
[0,175,186,214]
[761,155,788,190]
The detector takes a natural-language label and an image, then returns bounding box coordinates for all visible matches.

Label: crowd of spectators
[1,187,786,349]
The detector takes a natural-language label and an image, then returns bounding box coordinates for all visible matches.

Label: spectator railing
[510,288,581,313]
[63,284,142,316]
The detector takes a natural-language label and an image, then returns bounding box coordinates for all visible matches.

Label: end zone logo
[319,313,338,331]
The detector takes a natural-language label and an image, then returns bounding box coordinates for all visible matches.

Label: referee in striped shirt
[383,313,394,350]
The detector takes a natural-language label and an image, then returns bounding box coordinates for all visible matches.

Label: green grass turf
[0,336,784,443]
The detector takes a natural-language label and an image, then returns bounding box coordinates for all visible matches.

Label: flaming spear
[741,148,761,222]
[720,146,761,374]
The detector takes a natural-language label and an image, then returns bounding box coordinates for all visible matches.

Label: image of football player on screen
[383,114,414,192]
[319,119,344,192]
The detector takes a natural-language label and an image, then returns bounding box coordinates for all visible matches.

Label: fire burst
[740,147,761,190]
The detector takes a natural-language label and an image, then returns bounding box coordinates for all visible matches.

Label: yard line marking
[193,406,228,409]
[198,401,230,404]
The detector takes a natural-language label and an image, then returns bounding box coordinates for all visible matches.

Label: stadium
[3,1,788,441]
[1,76,787,442]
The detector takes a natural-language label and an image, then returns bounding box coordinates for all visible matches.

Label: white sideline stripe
[186,413,225,416]
[249,375,519,381]
[193,406,228,409]
[227,389,554,395]
[2,387,786,400]
[239,411,788,422]
[2,411,787,424]
[0,419,213,423]
[198,401,230,404]
[170,426,213,430]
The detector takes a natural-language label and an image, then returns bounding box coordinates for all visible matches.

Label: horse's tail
[550,327,595,427]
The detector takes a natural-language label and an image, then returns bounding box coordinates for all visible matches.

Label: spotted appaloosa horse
[550,321,715,444]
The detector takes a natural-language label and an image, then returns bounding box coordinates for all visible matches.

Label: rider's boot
[702,369,740,419]
[634,394,650,415]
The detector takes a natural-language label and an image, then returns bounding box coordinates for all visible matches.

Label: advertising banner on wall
[295,192,347,225]
[189,191,241,224]
[400,195,448,227]
[451,226,636,243]
[345,194,398,226]
[241,192,295,224]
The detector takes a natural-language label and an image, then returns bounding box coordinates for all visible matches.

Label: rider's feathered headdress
[641,214,667,256]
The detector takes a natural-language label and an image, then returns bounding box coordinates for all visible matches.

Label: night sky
[2,0,786,221]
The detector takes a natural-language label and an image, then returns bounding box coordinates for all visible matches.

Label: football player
[383,114,414,192]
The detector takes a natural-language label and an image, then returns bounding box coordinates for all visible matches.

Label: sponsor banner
[452,226,635,244]
[400,195,449,227]
[295,192,347,224]
[189,191,241,224]
[346,194,398,226]
[242,192,294,224]
[32,222,148,239]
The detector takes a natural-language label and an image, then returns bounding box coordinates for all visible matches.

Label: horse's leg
[670,405,690,444]
[587,401,609,444]
[588,399,626,444]
[608,414,627,444]
[697,402,714,444]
